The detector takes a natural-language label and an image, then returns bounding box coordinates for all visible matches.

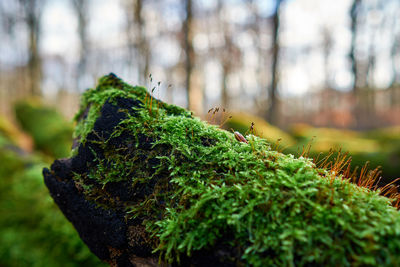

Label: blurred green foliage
[0,117,105,266]
[0,116,25,147]
[289,124,400,180]
[14,99,73,158]
[290,124,379,153]
[227,116,399,180]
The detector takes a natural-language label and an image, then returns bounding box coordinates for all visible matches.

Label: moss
[72,74,400,266]
[0,135,104,266]
[14,99,73,158]
[73,73,189,146]
[224,112,295,148]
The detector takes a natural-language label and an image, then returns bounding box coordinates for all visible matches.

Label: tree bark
[72,0,89,91]
[349,0,361,93]
[20,0,42,96]
[183,0,197,113]
[133,0,149,85]
[124,0,149,85]
[322,27,333,89]
[389,27,400,108]
[218,0,230,109]
[268,0,283,125]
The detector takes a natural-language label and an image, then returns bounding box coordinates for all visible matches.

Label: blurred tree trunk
[124,0,149,85]
[184,0,194,110]
[349,0,362,128]
[134,0,149,85]
[221,64,229,109]
[184,0,202,114]
[366,41,376,89]
[349,0,361,93]
[268,0,283,125]
[218,0,230,109]
[319,27,333,120]
[322,27,333,89]
[390,35,400,87]
[364,25,377,121]
[389,4,400,108]
[246,0,269,114]
[72,0,88,91]
[389,19,400,108]
[390,34,400,108]
[20,0,43,96]
[124,1,135,81]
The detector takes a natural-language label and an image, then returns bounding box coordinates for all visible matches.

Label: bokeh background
[0,0,399,266]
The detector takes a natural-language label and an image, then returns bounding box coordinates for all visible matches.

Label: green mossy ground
[0,117,104,267]
[72,75,400,266]
[15,99,73,158]
[288,124,400,180]
[0,116,23,146]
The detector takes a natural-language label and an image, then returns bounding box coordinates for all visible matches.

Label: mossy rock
[44,74,400,266]
[14,99,73,158]
[0,135,104,266]
[224,112,295,148]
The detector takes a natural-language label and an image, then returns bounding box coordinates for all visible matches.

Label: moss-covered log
[44,74,400,266]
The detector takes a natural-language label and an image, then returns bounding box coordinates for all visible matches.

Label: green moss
[73,74,400,266]
[224,112,296,148]
[0,136,104,266]
[73,74,189,147]
[14,99,73,158]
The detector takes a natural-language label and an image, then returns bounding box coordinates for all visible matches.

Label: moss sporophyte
[70,73,400,266]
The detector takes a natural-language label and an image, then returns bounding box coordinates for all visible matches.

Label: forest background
[0,1,399,265]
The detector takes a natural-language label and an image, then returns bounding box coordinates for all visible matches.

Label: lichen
[72,74,400,266]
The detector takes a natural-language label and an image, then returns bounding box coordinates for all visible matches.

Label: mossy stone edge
[44,73,400,266]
